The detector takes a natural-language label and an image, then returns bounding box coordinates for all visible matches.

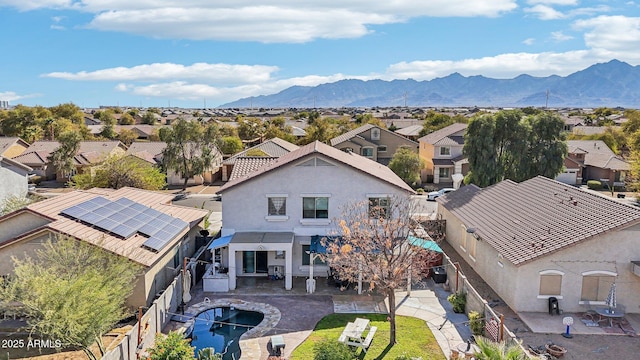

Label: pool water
[190,307,264,360]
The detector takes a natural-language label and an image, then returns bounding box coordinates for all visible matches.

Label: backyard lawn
[289,313,446,359]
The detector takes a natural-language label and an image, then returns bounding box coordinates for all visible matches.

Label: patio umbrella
[183,269,192,303]
[605,282,616,311]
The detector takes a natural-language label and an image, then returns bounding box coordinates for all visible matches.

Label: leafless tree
[325,195,441,345]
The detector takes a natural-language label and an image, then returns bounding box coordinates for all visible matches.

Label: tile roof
[228,157,278,181]
[11,151,49,166]
[0,137,29,155]
[438,176,640,266]
[567,140,629,170]
[218,140,415,194]
[2,187,208,267]
[223,137,298,165]
[418,123,467,144]
[330,124,376,146]
[13,141,126,166]
[395,124,423,136]
[126,142,167,164]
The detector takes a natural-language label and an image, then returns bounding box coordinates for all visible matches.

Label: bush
[313,338,355,360]
[587,180,602,190]
[468,311,484,336]
[30,175,43,185]
[416,188,424,194]
[145,331,194,360]
[447,292,466,313]
[422,185,438,192]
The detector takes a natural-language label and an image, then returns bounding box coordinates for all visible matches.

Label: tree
[144,331,194,360]
[162,119,220,190]
[141,112,158,125]
[464,110,565,187]
[388,146,424,186]
[219,136,243,155]
[0,235,142,360]
[48,130,81,181]
[301,118,340,144]
[0,195,37,216]
[118,128,139,146]
[71,155,166,190]
[326,196,428,345]
[118,112,135,125]
[418,111,455,136]
[98,110,118,139]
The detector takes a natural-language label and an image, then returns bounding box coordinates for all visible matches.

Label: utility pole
[545,90,549,109]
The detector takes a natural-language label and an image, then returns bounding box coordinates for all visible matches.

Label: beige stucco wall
[440,205,640,314]
[336,127,417,163]
[0,232,51,275]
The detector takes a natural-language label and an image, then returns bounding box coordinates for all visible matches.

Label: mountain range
[221,60,640,108]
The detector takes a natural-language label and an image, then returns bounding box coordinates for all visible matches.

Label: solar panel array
[61,196,188,252]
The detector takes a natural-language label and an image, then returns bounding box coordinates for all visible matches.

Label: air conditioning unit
[632,261,640,277]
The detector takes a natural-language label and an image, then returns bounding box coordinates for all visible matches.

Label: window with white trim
[303,197,329,219]
[268,197,286,216]
[581,272,615,302]
[368,197,390,219]
[539,271,563,296]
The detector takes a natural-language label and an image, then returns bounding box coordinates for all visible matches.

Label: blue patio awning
[310,235,342,254]
[408,235,443,253]
[207,235,233,250]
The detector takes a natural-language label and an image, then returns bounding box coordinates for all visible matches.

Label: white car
[426,188,456,201]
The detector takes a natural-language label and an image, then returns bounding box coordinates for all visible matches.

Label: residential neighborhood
[1,105,640,360]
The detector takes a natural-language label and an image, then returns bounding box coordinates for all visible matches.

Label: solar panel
[107,211,130,223]
[138,223,161,237]
[95,218,120,232]
[112,224,137,239]
[104,202,125,214]
[129,203,148,213]
[78,212,103,224]
[123,217,144,229]
[88,196,110,207]
[143,236,169,252]
[115,197,135,207]
[94,206,117,218]
[61,205,90,219]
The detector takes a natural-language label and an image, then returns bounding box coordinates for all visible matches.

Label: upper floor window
[371,128,381,140]
[268,197,286,216]
[440,146,451,156]
[303,197,329,219]
[378,145,387,153]
[361,147,374,157]
[368,197,390,219]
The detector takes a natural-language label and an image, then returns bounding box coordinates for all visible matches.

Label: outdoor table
[595,308,625,327]
[339,318,371,350]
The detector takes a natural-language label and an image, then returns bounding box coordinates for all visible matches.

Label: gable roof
[0,137,29,155]
[0,156,33,172]
[330,124,418,147]
[417,123,468,144]
[228,157,279,181]
[567,140,629,170]
[223,137,299,165]
[12,141,126,166]
[438,176,640,266]
[0,187,207,267]
[218,140,415,194]
[126,142,167,164]
[394,124,423,137]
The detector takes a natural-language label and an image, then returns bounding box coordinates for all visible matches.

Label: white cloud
[0,1,518,42]
[0,91,40,102]
[573,15,640,53]
[525,4,567,20]
[551,31,573,41]
[43,63,279,84]
[527,0,577,5]
[523,38,535,45]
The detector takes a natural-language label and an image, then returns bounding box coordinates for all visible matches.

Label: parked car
[427,188,455,201]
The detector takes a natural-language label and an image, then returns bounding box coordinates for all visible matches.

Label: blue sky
[1,0,639,108]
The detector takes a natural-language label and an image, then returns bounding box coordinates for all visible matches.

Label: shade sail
[408,235,443,253]
[207,235,233,250]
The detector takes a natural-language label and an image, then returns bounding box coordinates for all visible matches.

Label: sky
[1,0,640,109]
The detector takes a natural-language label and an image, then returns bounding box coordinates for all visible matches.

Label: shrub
[313,338,355,360]
[447,292,466,313]
[587,180,602,190]
[30,175,43,185]
[468,311,484,336]
[416,188,424,194]
[145,331,194,360]
[422,185,438,192]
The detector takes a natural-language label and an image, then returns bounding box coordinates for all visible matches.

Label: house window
[368,197,390,218]
[303,197,329,219]
[468,237,477,259]
[378,145,387,153]
[371,128,381,140]
[439,167,450,178]
[268,197,286,216]
[580,272,615,302]
[302,245,325,265]
[440,147,451,156]
[539,271,563,296]
[460,225,468,251]
[361,147,374,157]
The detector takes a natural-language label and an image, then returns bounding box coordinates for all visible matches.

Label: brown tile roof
[218,140,415,194]
[1,187,207,267]
[223,137,299,165]
[11,151,49,166]
[418,123,467,144]
[567,140,629,170]
[126,142,167,164]
[228,157,278,181]
[13,141,126,166]
[330,124,418,147]
[438,176,640,266]
[394,124,423,136]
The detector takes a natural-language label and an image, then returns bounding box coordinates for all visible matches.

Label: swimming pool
[190,307,264,360]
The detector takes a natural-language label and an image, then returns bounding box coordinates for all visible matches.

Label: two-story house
[555,140,630,186]
[214,141,414,291]
[418,123,468,184]
[330,124,418,165]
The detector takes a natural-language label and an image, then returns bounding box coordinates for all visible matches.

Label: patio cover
[408,235,443,253]
[207,235,233,250]
[310,235,343,254]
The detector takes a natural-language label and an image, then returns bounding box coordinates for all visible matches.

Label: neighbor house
[0,137,29,158]
[221,137,299,181]
[214,141,415,291]
[11,141,127,181]
[437,176,640,314]
[0,157,32,204]
[555,140,630,186]
[418,123,468,184]
[330,124,418,165]
[0,187,208,308]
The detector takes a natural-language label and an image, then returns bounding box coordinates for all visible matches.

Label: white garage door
[556,170,578,184]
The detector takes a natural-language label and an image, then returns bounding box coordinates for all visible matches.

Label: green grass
[289,313,446,360]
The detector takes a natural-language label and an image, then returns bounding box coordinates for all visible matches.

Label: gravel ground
[440,241,638,360]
